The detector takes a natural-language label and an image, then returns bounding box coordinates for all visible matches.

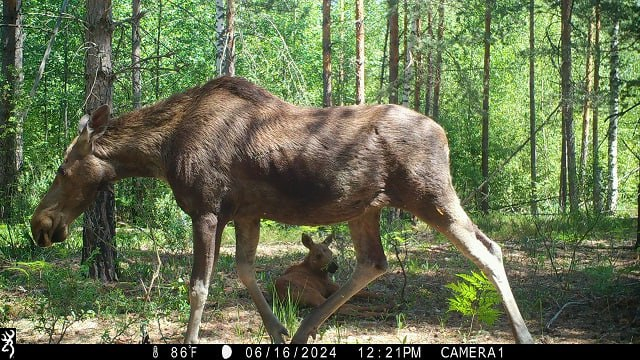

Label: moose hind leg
[291,208,388,344]
[414,199,534,344]
[185,213,219,344]
[235,217,289,343]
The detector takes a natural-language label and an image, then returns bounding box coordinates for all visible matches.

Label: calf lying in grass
[274,233,389,317]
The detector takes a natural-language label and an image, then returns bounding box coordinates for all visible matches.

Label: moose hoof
[268,325,289,344]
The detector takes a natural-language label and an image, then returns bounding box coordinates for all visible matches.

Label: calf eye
[57,166,66,176]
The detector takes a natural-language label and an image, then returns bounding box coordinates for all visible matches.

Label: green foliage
[445,271,502,328]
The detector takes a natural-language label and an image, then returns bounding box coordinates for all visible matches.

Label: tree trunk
[480,0,492,215]
[0,0,23,220]
[592,0,602,213]
[322,0,332,107]
[215,0,225,75]
[388,0,399,104]
[223,0,235,76]
[155,0,162,99]
[338,0,345,105]
[529,0,537,216]
[83,0,117,283]
[606,13,620,214]
[424,3,433,116]
[560,0,578,214]
[355,0,365,105]
[432,0,445,122]
[580,13,594,204]
[132,0,142,108]
[413,12,422,112]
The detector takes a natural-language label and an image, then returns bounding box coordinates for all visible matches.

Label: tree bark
[215,0,225,75]
[592,0,602,213]
[83,0,117,282]
[413,12,422,112]
[560,0,578,214]
[388,0,399,104]
[223,0,235,76]
[322,0,332,107]
[432,0,444,122]
[529,0,537,216]
[424,3,433,116]
[0,0,23,220]
[480,0,492,214]
[355,0,365,105]
[132,0,142,109]
[606,13,620,214]
[580,12,594,203]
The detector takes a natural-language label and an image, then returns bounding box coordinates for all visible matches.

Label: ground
[2,224,639,344]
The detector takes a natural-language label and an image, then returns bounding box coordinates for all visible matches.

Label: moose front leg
[184,213,219,344]
[235,217,289,343]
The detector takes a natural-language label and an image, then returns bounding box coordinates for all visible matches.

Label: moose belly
[231,174,389,225]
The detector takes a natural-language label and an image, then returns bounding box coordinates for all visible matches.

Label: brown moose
[275,233,387,317]
[30,76,533,344]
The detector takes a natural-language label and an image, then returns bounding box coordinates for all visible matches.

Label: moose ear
[78,104,111,139]
[322,234,335,246]
[301,233,314,248]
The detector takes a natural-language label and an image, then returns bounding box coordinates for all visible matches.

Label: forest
[0,0,639,345]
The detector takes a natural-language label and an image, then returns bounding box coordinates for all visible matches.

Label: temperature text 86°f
[170,346,198,359]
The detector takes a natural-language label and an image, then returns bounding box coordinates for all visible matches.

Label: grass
[1,210,638,343]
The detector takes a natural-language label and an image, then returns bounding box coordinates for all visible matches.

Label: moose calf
[275,233,388,317]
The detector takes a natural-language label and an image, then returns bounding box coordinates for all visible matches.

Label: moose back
[30,76,533,344]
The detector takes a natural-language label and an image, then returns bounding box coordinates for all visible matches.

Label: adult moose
[31,76,533,344]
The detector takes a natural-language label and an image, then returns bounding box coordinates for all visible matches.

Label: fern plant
[445,271,502,331]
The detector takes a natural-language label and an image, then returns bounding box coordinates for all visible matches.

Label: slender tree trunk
[377,16,389,105]
[322,0,332,107]
[338,0,345,105]
[424,3,433,117]
[355,0,365,105]
[223,0,235,76]
[388,0,399,104]
[215,0,225,75]
[132,0,142,108]
[480,0,492,214]
[401,1,411,107]
[154,0,162,99]
[432,0,444,122]
[0,0,23,220]
[83,0,117,282]
[413,12,422,112]
[560,0,578,214]
[580,13,594,204]
[529,0,537,216]
[606,14,620,213]
[592,0,602,213]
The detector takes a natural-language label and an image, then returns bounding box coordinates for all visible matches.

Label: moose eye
[57,166,66,176]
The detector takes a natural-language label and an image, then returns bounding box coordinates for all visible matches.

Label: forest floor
[2,221,639,345]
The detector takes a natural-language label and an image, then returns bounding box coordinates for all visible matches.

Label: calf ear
[322,234,335,246]
[301,233,314,248]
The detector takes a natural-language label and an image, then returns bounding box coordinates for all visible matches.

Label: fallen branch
[545,301,587,330]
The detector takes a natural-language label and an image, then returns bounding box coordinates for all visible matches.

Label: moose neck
[93,103,181,182]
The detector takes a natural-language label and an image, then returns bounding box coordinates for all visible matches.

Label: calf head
[302,233,338,274]
[30,105,115,247]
